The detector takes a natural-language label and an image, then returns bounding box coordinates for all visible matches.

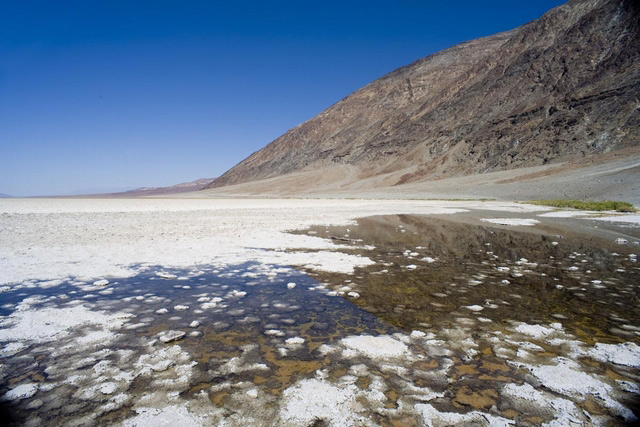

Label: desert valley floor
[0,198,639,426]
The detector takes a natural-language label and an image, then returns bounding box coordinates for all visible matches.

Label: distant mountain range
[61,178,215,198]
[102,178,215,197]
[206,0,639,192]
[0,193,13,198]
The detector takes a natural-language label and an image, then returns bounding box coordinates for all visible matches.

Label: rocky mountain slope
[206,0,639,191]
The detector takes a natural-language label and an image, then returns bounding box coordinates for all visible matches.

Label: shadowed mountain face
[207,0,639,190]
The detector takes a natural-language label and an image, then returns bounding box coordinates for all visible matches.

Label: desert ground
[0,197,639,426]
[194,149,640,206]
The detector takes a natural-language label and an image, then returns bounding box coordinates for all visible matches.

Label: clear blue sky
[0,0,566,196]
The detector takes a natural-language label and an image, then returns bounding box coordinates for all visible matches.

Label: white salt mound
[159,330,186,343]
[99,382,118,395]
[0,304,130,343]
[481,218,540,226]
[410,330,426,339]
[587,342,640,368]
[122,405,204,427]
[156,272,178,279]
[416,403,514,426]
[280,379,364,426]
[3,383,38,401]
[514,323,558,339]
[285,337,305,346]
[340,335,409,360]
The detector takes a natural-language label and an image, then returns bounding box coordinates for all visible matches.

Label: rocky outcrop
[207,0,640,190]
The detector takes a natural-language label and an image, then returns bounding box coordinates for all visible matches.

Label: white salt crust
[0,198,547,285]
[340,335,410,360]
[517,357,637,421]
[279,379,366,426]
[2,199,638,425]
[538,210,597,218]
[2,383,38,401]
[0,299,132,343]
[417,403,514,426]
[592,214,640,225]
[122,405,204,427]
[481,218,541,226]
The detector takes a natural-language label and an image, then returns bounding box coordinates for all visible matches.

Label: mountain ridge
[206,0,639,191]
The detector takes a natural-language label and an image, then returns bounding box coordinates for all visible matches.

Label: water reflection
[298,215,640,345]
[0,263,394,425]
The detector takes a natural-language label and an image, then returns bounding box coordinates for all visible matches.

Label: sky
[0,0,566,196]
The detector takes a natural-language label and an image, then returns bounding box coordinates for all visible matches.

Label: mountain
[205,0,639,194]
[0,193,14,198]
[68,178,215,198]
[105,178,215,197]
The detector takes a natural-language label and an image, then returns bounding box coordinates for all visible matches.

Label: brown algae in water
[297,215,640,345]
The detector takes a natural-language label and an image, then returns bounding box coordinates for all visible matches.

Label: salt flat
[0,198,639,426]
[0,198,547,285]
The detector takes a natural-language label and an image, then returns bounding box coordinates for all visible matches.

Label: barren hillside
[206,0,639,191]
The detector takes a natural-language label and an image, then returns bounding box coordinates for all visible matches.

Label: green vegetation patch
[528,199,637,213]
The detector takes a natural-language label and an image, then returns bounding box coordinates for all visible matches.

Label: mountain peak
[206,0,639,191]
